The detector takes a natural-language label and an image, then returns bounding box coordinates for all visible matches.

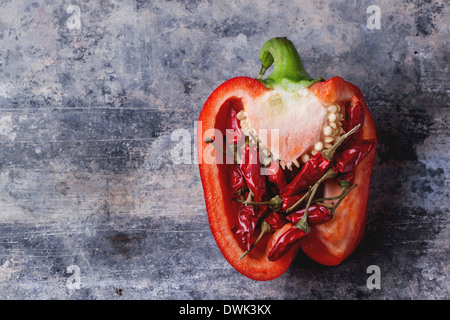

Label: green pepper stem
[258,37,321,90]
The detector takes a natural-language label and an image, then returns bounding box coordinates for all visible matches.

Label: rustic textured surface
[0,0,448,299]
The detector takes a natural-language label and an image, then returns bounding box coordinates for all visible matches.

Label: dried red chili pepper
[239,146,268,202]
[280,124,361,197]
[280,193,306,212]
[239,211,287,259]
[333,139,377,175]
[264,211,286,229]
[280,152,330,196]
[265,161,287,191]
[268,226,308,262]
[232,205,260,251]
[342,96,365,147]
[286,204,333,226]
[229,165,246,195]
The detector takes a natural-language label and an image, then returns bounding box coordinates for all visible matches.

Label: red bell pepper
[197,37,376,280]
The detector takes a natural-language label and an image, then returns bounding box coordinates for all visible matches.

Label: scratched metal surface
[0,0,448,299]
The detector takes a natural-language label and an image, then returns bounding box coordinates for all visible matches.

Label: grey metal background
[0,0,448,299]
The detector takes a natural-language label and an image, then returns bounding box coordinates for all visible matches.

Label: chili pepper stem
[314,202,334,209]
[286,188,311,213]
[286,168,337,213]
[205,137,234,158]
[329,184,357,212]
[311,183,358,212]
[239,221,271,260]
[295,181,321,233]
[313,183,350,204]
[236,195,283,212]
[322,124,361,160]
[205,137,240,162]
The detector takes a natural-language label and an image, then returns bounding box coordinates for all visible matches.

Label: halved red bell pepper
[197,37,376,280]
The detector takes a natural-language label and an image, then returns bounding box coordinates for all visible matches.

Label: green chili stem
[287,188,311,213]
[314,202,334,209]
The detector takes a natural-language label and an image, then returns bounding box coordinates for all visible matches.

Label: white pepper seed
[328,113,337,122]
[328,105,337,113]
[237,110,246,120]
[314,141,324,151]
[301,154,310,163]
[323,126,333,136]
[287,162,293,171]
